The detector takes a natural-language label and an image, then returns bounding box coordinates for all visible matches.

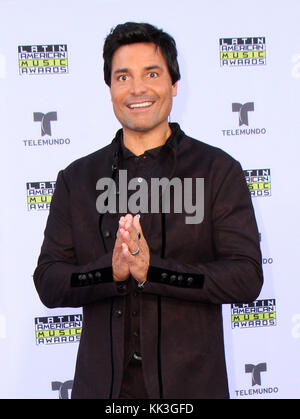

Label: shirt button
[170,275,177,284]
[133,352,142,361]
[117,283,128,294]
[161,273,168,282]
[187,277,194,287]
[114,309,122,317]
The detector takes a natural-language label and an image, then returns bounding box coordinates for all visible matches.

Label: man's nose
[129,77,147,95]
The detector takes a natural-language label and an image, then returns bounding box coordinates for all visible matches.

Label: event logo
[232,102,254,126]
[220,37,266,67]
[235,363,279,398]
[23,111,71,146]
[27,181,56,211]
[245,363,267,386]
[52,380,73,399]
[35,314,82,345]
[18,44,69,75]
[244,169,271,197]
[222,102,267,137]
[33,111,57,136]
[231,299,276,329]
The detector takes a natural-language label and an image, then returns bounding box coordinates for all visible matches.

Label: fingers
[118,214,149,284]
[118,214,142,254]
[121,242,133,259]
[132,214,142,239]
[121,214,141,238]
[121,242,146,269]
[112,237,130,282]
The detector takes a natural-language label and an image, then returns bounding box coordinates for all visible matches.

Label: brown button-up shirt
[101,135,168,396]
[119,139,165,371]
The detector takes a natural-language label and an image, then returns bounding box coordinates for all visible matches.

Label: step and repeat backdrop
[0,0,299,399]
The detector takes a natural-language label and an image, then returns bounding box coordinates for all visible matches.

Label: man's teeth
[129,102,152,109]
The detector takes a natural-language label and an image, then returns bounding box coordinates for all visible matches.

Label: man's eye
[118,74,128,81]
[148,72,158,78]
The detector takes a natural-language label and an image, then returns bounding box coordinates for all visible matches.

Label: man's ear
[172,81,178,97]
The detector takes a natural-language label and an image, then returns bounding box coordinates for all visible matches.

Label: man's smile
[127,101,154,109]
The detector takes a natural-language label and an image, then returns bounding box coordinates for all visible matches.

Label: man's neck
[122,122,172,156]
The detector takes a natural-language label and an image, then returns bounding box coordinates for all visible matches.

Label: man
[34,22,263,399]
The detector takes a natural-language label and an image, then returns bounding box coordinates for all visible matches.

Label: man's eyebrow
[113,65,163,75]
[113,68,129,75]
[144,65,163,71]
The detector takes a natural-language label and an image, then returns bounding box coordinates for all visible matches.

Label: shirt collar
[116,123,181,161]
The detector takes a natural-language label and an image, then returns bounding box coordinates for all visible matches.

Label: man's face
[110,42,177,134]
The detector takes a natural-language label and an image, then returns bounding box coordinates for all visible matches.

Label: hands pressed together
[112,214,150,285]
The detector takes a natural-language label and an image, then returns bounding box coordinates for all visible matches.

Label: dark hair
[103,22,180,86]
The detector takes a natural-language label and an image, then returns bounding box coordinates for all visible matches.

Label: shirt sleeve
[141,160,263,304]
[33,170,129,309]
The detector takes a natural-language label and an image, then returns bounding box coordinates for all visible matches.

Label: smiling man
[34,22,263,399]
[109,42,177,154]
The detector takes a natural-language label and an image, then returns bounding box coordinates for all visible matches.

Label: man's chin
[128,125,152,133]
[122,123,155,133]
[121,119,167,134]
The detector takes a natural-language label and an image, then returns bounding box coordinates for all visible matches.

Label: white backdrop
[0,0,299,399]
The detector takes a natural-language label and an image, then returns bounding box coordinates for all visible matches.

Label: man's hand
[112,218,131,282]
[116,214,150,284]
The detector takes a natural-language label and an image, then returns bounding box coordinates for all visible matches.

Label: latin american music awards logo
[219,37,266,67]
[26,181,56,211]
[35,314,82,345]
[244,169,271,198]
[231,299,277,329]
[18,44,69,75]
